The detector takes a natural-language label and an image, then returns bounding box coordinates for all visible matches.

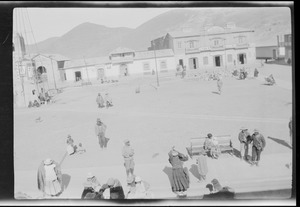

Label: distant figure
[204,133,221,159]
[195,150,208,182]
[95,118,109,150]
[249,129,266,166]
[181,66,186,78]
[238,127,251,161]
[135,86,140,94]
[287,58,291,65]
[96,93,105,108]
[105,93,113,108]
[66,134,77,155]
[265,74,276,85]
[37,158,62,197]
[289,117,292,147]
[168,147,189,197]
[122,139,135,178]
[202,179,235,199]
[217,76,223,95]
[99,178,125,199]
[254,68,259,77]
[33,100,40,107]
[77,143,86,154]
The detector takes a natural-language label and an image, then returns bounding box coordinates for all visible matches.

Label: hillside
[26,8,292,59]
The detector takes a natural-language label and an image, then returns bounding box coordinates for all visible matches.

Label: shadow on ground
[211,91,220,95]
[189,164,200,180]
[268,136,292,149]
[163,166,174,191]
[62,174,71,191]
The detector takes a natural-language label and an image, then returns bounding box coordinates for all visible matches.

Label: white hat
[44,158,53,165]
[135,176,142,182]
[253,129,259,133]
[240,127,248,131]
[87,173,94,179]
[172,150,179,156]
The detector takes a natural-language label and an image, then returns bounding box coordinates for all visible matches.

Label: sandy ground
[14,61,293,201]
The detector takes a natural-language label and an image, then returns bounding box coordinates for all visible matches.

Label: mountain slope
[26,8,292,58]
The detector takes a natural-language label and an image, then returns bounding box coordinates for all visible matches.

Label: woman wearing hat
[168,147,190,197]
[37,158,62,197]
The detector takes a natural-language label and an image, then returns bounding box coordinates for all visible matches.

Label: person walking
[122,139,135,178]
[96,93,105,108]
[217,76,223,95]
[37,158,63,197]
[168,147,190,197]
[250,129,266,166]
[238,127,251,161]
[99,178,125,199]
[254,68,259,77]
[95,118,109,150]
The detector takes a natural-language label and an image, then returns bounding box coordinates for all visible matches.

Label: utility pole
[49,56,57,90]
[153,42,160,87]
[83,56,91,84]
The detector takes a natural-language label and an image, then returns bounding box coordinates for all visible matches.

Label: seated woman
[204,133,221,159]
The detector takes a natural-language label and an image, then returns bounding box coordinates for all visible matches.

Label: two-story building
[149,23,256,70]
[277,33,292,63]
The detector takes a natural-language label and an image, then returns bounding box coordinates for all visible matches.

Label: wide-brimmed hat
[211,179,222,191]
[171,150,179,156]
[240,127,248,131]
[207,133,212,138]
[253,129,259,133]
[107,178,115,186]
[135,176,142,182]
[124,139,130,144]
[44,158,53,165]
[87,173,94,179]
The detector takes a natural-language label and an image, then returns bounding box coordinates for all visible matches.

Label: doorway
[238,53,246,64]
[179,59,184,67]
[75,71,81,81]
[119,64,128,76]
[214,56,221,67]
[189,57,198,69]
[97,68,105,80]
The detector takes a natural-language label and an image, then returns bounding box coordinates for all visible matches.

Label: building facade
[277,34,292,62]
[150,23,256,70]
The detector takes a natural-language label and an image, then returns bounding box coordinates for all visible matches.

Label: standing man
[122,139,135,178]
[105,93,113,108]
[95,118,109,150]
[217,76,223,95]
[96,93,105,108]
[250,129,266,166]
[238,127,251,161]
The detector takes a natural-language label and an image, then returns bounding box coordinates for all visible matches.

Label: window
[178,42,182,48]
[189,41,194,48]
[227,54,232,62]
[203,56,208,65]
[160,60,167,69]
[214,40,219,46]
[143,62,150,71]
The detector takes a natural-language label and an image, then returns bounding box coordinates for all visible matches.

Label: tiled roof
[109,47,135,55]
[134,49,174,60]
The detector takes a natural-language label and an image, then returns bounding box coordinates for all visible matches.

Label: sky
[13,7,176,43]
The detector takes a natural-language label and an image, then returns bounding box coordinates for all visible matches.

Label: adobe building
[149,22,256,70]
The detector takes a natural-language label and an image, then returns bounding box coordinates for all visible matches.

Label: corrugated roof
[109,47,135,55]
[63,56,110,69]
[134,49,174,60]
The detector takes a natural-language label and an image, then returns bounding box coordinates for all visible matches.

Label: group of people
[96,92,113,109]
[238,127,266,166]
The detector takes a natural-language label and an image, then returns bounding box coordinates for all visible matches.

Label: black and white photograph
[7,1,295,205]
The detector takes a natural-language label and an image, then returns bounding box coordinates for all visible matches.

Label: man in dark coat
[99,178,125,199]
[249,129,266,166]
[238,127,251,161]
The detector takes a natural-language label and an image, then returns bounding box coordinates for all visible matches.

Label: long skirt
[171,167,189,192]
[196,155,208,178]
[44,179,62,196]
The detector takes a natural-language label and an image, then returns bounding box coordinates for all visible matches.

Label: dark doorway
[97,68,105,80]
[179,59,184,67]
[189,58,198,69]
[238,54,246,64]
[215,56,221,67]
[272,49,277,59]
[75,71,81,81]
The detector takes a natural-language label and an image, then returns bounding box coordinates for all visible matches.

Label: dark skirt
[171,167,190,192]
